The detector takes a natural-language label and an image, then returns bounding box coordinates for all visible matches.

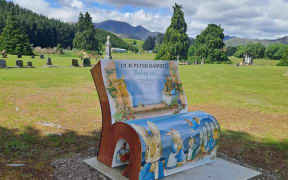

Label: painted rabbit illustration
[185,118,201,161]
[187,136,200,161]
[131,121,164,180]
[205,122,220,153]
[166,129,186,169]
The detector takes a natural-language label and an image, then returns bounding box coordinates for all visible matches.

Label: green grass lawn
[1,54,288,179]
[230,56,280,66]
[2,53,156,68]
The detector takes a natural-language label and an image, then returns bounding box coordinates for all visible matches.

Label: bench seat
[125,111,220,178]
[91,60,220,180]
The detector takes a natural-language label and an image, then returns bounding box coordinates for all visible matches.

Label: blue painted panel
[125,111,220,179]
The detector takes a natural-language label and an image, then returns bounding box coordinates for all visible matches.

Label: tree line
[226,43,288,66]
[154,3,287,66]
[0,0,74,49]
[0,0,138,55]
[155,4,229,64]
[227,43,288,60]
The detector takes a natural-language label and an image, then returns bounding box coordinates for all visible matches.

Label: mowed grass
[2,52,156,68]
[230,56,280,66]
[0,54,288,178]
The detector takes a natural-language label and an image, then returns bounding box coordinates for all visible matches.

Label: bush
[277,47,288,66]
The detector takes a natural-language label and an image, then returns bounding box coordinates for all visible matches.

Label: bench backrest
[96,60,187,124]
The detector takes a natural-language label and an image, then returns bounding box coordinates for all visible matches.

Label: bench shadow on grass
[1,126,288,179]
[219,130,288,179]
[0,126,101,179]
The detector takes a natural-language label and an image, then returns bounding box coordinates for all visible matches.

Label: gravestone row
[0,59,34,68]
[0,58,92,68]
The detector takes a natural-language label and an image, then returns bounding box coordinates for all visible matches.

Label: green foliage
[188,24,229,63]
[226,47,237,56]
[73,12,101,54]
[142,36,156,51]
[155,4,189,60]
[265,43,287,60]
[56,43,64,54]
[155,33,164,44]
[95,29,139,52]
[277,46,288,66]
[234,43,265,59]
[233,45,245,58]
[0,11,32,55]
[0,0,74,48]
[187,45,198,63]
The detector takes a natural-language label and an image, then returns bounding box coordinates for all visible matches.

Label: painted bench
[91,60,220,180]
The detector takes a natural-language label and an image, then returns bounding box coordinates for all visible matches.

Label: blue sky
[10,0,288,39]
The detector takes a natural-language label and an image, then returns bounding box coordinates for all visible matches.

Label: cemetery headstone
[16,60,23,67]
[0,59,7,68]
[40,54,45,59]
[83,57,91,67]
[104,36,112,60]
[244,54,253,65]
[27,61,33,67]
[1,50,7,58]
[17,54,22,58]
[201,58,205,64]
[31,55,35,59]
[72,59,79,67]
[47,57,52,66]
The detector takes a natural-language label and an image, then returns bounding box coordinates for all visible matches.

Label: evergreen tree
[143,36,156,51]
[189,24,230,63]
[73,12,101,54]
[155,4,189,61]
[0,0,75,48]
[0,11,32,55]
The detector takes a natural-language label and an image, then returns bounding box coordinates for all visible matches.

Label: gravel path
[52,148,279,180]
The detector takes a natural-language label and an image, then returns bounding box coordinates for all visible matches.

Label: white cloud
[11,0,288,39]
[59,0,84,9]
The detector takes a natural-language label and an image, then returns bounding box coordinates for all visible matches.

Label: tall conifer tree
[155,4,189,61]
[73,12,101,54]
[0,11,32,55]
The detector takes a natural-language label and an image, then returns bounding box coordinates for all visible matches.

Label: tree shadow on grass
[0,126,101,179]
[219,130,288,179]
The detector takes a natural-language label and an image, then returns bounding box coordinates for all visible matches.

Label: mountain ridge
[94,20,162,40]
[94,20,288,47]
[224,36,288,47]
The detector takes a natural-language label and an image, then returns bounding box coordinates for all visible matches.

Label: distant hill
[270,36,288,44]
[223,35,237,41]
[94,20,162,40]
[94,28,138,51]
[225,36,288,47]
